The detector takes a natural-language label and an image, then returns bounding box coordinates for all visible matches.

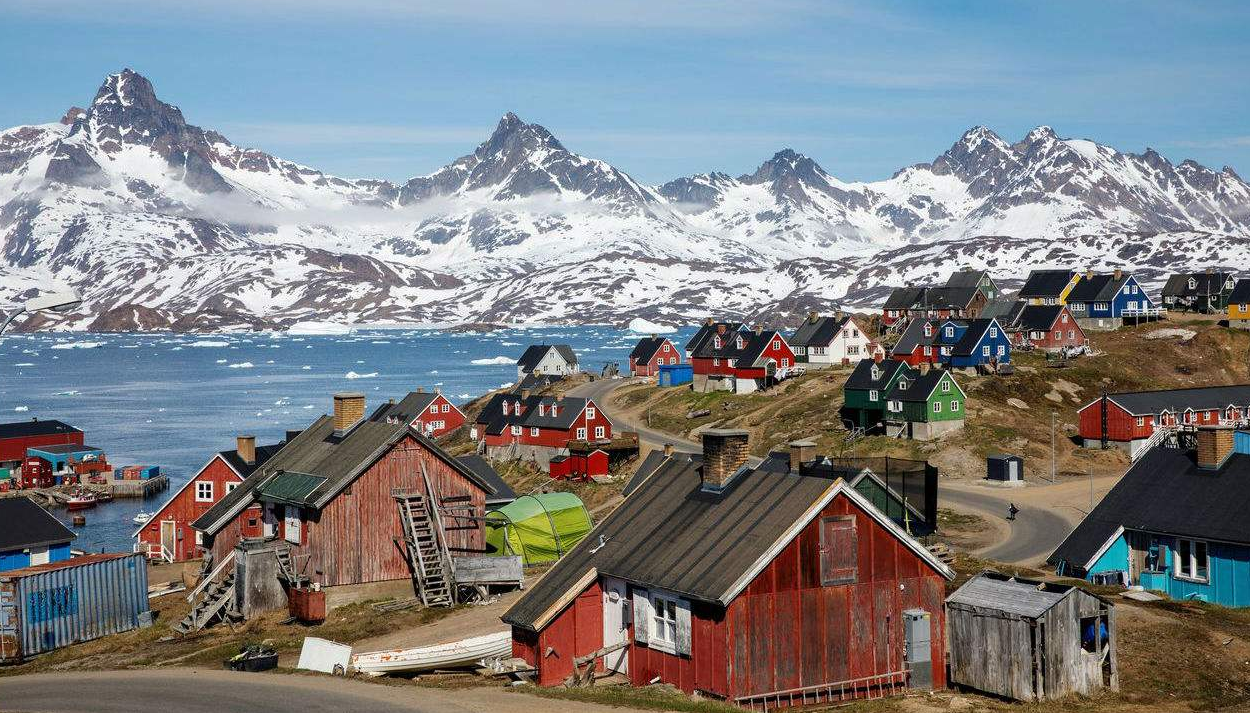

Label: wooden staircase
[274,545,310,588]
[395,475,455,607]
[175,553,239,635]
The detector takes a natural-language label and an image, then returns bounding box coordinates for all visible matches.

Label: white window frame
[869,389,879,402]
[650,593,679,653]
[989,327,998,338]
[530,427,539,437]
[576,427,587,440]
[941,381,950,393]
[195,481,214,503]
[950,400,960,412]
[982,345,990,356]
[441,403,450,413]
[594,425,606,439]
[933,401,942,413]
[1136,417,1144,427]
[781,358,790,367]
[772,339,781,350]
[511,425,522,436]
[586,406,596,419]
[226,482,239,494]
[1173,538,1209,582]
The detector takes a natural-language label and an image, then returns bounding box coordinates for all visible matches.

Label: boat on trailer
[351,630,512,676]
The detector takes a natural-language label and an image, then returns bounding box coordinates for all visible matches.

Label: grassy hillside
[613,318,1250,479]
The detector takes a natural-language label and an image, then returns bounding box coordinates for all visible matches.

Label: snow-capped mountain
[2,69,1249,331]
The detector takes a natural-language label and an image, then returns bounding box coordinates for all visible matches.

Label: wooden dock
[102,476,169,499]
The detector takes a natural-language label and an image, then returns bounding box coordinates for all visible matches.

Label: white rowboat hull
[351,631,511,675]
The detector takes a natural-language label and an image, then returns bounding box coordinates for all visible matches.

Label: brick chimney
[701,429,750,490]
[236,435,256,465]
[333,392,366,435]
[1196,426,1235,470]
[1113,268,1123,281]
[808,311,819,324]
[789,439,816,474]
[716,324,727,335]
[753,324,763,335]
[663,443,675,457]
[521,389,531,400]
[416,386,424,393]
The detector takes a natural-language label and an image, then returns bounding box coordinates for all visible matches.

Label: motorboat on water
[132,511,153,525]
[66,491,99,511]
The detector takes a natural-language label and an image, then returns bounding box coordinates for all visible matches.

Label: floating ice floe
[288,320,353,335]
[228,362,255,369]
[627,317,676,334]
[459,393,472,399]
[14,362,34,367]
[345,371,378,379]
[50,341,105,350]
[189,340,230,348]
[14,406,29,412]
[301,365,312,370]
[52,390,80,396]
[216,359,228,364]
[471,356,515,366]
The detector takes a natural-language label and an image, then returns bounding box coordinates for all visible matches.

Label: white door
[602,576,629,674]
[28,546,50,566]
[263,503,280,538]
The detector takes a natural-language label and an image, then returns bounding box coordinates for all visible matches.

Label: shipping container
[0,553,150,663]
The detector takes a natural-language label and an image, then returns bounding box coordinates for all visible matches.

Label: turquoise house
[1050,426,1250,606]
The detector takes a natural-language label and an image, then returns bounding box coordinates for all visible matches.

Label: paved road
[0,669,627,713]
[571,378,1072,566]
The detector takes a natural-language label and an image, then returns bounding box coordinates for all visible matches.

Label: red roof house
[135,435,285,562]
[689,324,796,394]
[473,392,612,471]
[629,336,681,377]
[0,419,83,475]
[370,388,465,438]
[503,431,954,706]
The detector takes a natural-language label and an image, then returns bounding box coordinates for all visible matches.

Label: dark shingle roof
[0,419,81,440]
[629,337,669,365]
[885,369,951,403]
[517,345,578,373]
[1018,269,1075,299]
[981,300,1025,327]
[944,269,987,290]
[219,442,285,478]
[685,322,743,354]
[883,287,926,310]
[622,449,690,498]
[690,328,784,368]
[0,498,75,551]
[1229,280,1250,304]
[194,415,493,532]
[845,358,910,391]
[455,455,516,505]
[513,373,565,393]
[475,394,592,435]
[789,315,851,348]
[950,318,997,356]
[1017,305,1065,332]
[28,444,101,455]
[504,451,953,631]
[1066,273,1130,303]
[891,319,938,355]
[1050,446,1250,570]
[370,391,438,424]
[1096,385,1250,416]
[1162,272,1232,298]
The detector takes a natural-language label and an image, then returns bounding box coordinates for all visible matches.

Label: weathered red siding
[631,340,681,377]
[276,436,486,588]
[138,456,242,561]
[0,430,84,464]
[481,401,612,449]
[525,581,605,686]
[410,394,466,438]
[1078,397,1147,443]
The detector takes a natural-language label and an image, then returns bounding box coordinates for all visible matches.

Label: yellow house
[1228,279,1250,329]
[1018,269,1083,306]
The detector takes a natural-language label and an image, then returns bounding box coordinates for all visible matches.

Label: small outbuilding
[986,454,1023,482]
[946,571,1117,702]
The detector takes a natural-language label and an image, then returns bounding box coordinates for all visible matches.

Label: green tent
[485,493,593,565]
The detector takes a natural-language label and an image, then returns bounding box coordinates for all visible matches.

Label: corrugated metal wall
[1,553,149,662]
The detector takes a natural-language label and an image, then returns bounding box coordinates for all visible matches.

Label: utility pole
[1051,412,1057,483]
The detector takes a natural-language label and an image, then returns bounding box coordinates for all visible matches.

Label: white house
[788,312,876,368]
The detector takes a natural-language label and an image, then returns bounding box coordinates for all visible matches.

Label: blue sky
[3,1,1248,184]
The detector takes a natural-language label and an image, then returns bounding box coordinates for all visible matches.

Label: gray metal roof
[947,572,1071,618]
[1098,385,1250,416]
[788,315,851,348]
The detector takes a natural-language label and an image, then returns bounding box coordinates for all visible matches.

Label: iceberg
[627,317,676,334]
[471,356,516,366]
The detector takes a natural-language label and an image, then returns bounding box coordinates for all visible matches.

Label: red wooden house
[1004,305,1087,352]
[193,392,502,589]
[473,392,612,469]
[503,431,954,707]
[134,435,285,562]
[889,319,942,366]
[549,449,609,481]
[689,324,797,394]
[371,388,465,438]
[629,336,681,377]
[1077,385,1250,455]
[0,419,83,481]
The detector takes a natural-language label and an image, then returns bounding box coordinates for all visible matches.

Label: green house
[883,369,966,441]
[842,359,915,429]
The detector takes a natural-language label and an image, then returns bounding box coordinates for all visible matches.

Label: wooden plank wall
[291,437,487,588]
[533,581,604,686]
[947,604,1036,701]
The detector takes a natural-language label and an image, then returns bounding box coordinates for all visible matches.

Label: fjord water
[0,327,690,553]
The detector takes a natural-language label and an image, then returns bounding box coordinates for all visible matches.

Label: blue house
[937,318,1011,369]
[1050,426,1250,607]
[0,497,75,572]
[1065,269,1159,330]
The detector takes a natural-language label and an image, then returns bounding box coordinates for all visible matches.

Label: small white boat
[351,630,511,676]
[132,512,153,525]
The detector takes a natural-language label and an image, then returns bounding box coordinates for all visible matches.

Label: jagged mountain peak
[744,148,831,185]
[474,111,566,162]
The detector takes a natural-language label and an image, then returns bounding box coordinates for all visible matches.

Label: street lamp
[0,291,83,335]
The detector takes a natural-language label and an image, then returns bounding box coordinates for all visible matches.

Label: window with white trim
[989,327,998,338]
[441,403,450,413]
[941,380,950,393]
[651,594,678,648]
[888,400,902,412]
[944,326,954,338]
[1174,538,1209,582]
[195,481,214,502]
[982,345,990,356]
[997,345,1006,356]
[933,401,942,413]
[586,406,596,419]
[663,343,671,352]
[923,346,932,356]
[530,427,539,437]
[781,358,790,367]
[950,400,960,412]
[511,425,522,436]
[226,482,239,494]
[429,404,439,414]
[869,389,879,402]
[576,427,587,440]
[1136,417,1144,427]
[594,426,605,439]
[772,339,781,350]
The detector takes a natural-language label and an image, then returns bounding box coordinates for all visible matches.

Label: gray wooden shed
[946,571,1117,701]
